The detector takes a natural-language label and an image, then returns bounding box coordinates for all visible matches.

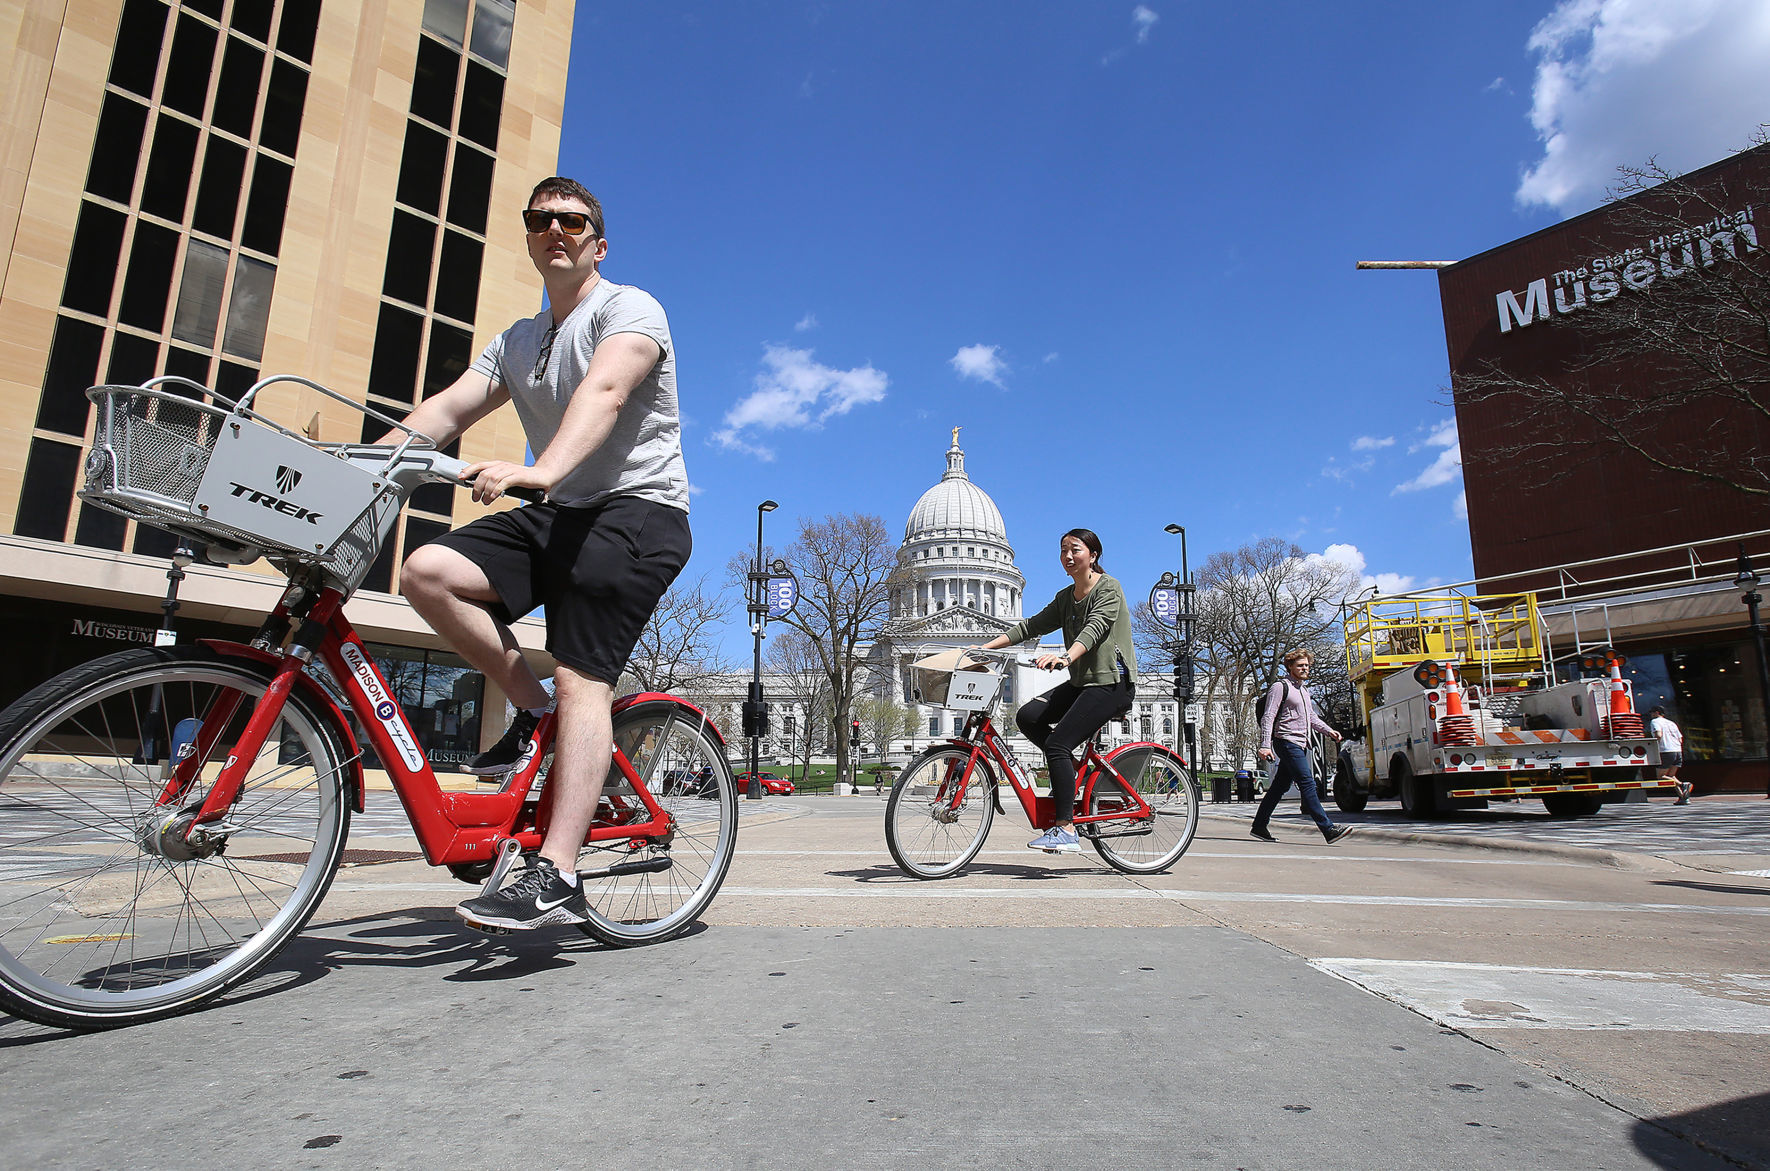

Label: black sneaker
[1250,825,1277,843]
[456,858,587,931]
[1324,825,1353,845]
[465,708,541,776]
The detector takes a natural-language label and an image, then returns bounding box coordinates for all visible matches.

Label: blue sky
[550,1,1770,662]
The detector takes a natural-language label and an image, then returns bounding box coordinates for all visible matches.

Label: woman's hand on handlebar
[461,459,552,504]
[1032,652,1070,671]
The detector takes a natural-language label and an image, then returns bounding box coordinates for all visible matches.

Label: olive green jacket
[1003,573,1138,688]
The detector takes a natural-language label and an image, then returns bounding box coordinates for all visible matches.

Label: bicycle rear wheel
[576,700,737,946]
[1088,744,1197,874]
[885,745,996,879]
[0,647,350,1029]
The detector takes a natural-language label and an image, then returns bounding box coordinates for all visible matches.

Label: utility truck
[1333,592,1671,818]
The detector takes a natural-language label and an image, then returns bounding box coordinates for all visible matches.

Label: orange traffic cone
[1438,662,1480,746]
[1600,651,1645,741]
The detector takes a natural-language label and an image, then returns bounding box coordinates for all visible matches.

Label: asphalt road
[1,793,1765,1169]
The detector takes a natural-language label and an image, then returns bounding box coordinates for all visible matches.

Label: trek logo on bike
[339,640,426,770]
[276,465,303,494]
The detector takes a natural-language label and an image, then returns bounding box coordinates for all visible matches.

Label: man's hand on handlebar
[461,459,552,504]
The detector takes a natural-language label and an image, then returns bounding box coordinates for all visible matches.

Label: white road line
[1309,957,1770,1033]
[734,849,1582,866]
[1731,868,1770,878]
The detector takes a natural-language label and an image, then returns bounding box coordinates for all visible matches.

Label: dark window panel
[106,331,161,388]
[382,211,435,307]
[14,440,81,541]
[211,36,264,139]
[86,94,150,202]
[171,238,230,348]
[277,0,322,63]
[367,302,424,403]
[61,203,128,316]
[470,0,515,70]
[140,114,201,221]
[242,156,292,254]
[221,256,276,361]
[359,400,408,443]
[132,522,179,559]
[192,136,247,238]
[422,0,470,48]
[117,220,179,332]
[404,516,449,555]
[260,59,308,157]
[161,14,219,119]
[75,501,129,550]
[424,321,474,398]
[410,38,459,128]
[433,232,481,323]
[361,534,397,594]
[184,0,223,18]
[229,0,274,41]
[396,121,448,214]
[409,480,455,517]
[35,317,106,436]
[163,346,212,389]
[215,360,258,403]
[109,0,170,98]
[445,144,493,234]
[458,62,503,150]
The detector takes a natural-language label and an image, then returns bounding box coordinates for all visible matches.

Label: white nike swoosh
[535,892,576,911]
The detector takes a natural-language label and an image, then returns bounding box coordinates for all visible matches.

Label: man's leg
[1281,740,1335,833]
[537,665,613,873]
[402,544,551,711]
[1251,746,1297,833]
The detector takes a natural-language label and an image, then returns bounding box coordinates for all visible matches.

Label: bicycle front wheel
[0,647,351,1029]
[1089,744,1198,874]
[885,745,996,879]
[577,700,737,946]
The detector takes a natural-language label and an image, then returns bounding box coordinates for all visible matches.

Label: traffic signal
[1171,648,1195,702]
[851,718,862,744]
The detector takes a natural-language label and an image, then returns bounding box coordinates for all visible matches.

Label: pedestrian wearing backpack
[1251,649,1350,844]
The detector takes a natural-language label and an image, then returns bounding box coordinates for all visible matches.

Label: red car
[735,771,796,796]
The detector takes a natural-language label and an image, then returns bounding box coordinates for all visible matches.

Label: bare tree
[854,694,915,756]
[620,574,735,695]
[766,626,832,781]
[1453,133,1770,499]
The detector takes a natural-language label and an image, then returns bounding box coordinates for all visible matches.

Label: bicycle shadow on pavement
[827,861,1112,883]
[1633,1090,1770,1170]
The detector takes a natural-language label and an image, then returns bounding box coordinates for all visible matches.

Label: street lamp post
[1163,524,1199,783]
[1735,545,1770,799]
[745,500,778,801]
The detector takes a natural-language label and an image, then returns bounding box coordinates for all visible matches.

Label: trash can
[1234,769,1256,802]
[1211,774,1231,803]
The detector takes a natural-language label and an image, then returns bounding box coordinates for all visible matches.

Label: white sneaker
[1027,827,1082,854]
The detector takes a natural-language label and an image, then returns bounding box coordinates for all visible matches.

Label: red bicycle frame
[158,585,704,866]
[940,711,1162,832]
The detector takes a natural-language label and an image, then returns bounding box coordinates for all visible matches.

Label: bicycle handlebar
[421,452,547,505]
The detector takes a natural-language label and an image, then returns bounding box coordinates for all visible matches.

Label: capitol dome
[883,431,1024,629]
[904,438,1007,544]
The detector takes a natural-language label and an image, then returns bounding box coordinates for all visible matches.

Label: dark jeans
[1016,679,1134,823]
[1253,738,1335,835]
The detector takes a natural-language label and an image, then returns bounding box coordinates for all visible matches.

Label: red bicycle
[885,650,1198,878]
[0,379,737,1029]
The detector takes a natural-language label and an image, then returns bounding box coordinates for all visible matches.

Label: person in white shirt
[1648,706,1689,804]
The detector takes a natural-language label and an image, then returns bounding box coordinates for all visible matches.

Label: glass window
[161,14,219,119]
[133,522,179,559]
[360,536,396,594]
[140,114,201,221]
[211,36,264,139]
[446,143,494,234]
[183,0,223,18]
[106,330,160,388]
[61,203,128,316]
[1162,718,1173,735]
[221,255,276,360]
[458,62,502,150]
[469,0,515,69]
[192,137,247,239]
[410,39,460,128]
[109,0,170,99]
[75,501,129,551]
[928,717,939,736]
[405,515,449,554]
[368,302,424,403]
[34,317,105,436]
[397,122,448,214]
[433,231,481,322]
[260,60,308,157]
[171,238,230,347]
[229,0,274,42]
[424,320,474,397]
[277,0,321,63]
[215,359,258,402]
[163,345,211,388]
[14,439,81,541]
[118,220,179,331]
[242,157,292,255]
[382,211,435,306]
[423,0,471,48]
[86,94,150,203]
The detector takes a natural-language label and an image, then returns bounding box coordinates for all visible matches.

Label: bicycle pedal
[462,919,514,936]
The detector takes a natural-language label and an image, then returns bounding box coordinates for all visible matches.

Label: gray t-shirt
[470,278,689,511]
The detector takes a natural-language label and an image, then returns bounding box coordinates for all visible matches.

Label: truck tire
[1395,758,1438,818]
[1542,793,1603,818]
[1333,754,1368,813]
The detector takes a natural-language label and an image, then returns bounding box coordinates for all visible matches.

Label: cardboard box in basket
[910,649,1000,712]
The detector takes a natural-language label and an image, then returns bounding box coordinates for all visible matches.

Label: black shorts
[428,495,691,684]
[1661,751,1683,767]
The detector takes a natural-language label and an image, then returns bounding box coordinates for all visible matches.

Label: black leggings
[1016,680,1135,823]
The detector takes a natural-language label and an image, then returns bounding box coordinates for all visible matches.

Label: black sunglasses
[522,209,595,236]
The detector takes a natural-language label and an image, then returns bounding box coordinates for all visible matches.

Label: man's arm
[463,332,661,504]
[378,368,508,448]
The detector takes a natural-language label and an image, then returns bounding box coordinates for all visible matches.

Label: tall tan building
[0,0,575,766]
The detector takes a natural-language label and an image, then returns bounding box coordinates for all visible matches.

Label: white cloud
[1516,0,1770,213]
[794,313,818,332]
[1394,419,1462,494]
[950,343,1008,387]
[1132,5,1160,43]
[1351,435,1395,452]
[1454,490,1468,520]
[1310,543,1419,598]
[1043,351,1060,364]
[712,344,888,460]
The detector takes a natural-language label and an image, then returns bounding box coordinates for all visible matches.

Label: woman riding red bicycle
[980,527,1136,854]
